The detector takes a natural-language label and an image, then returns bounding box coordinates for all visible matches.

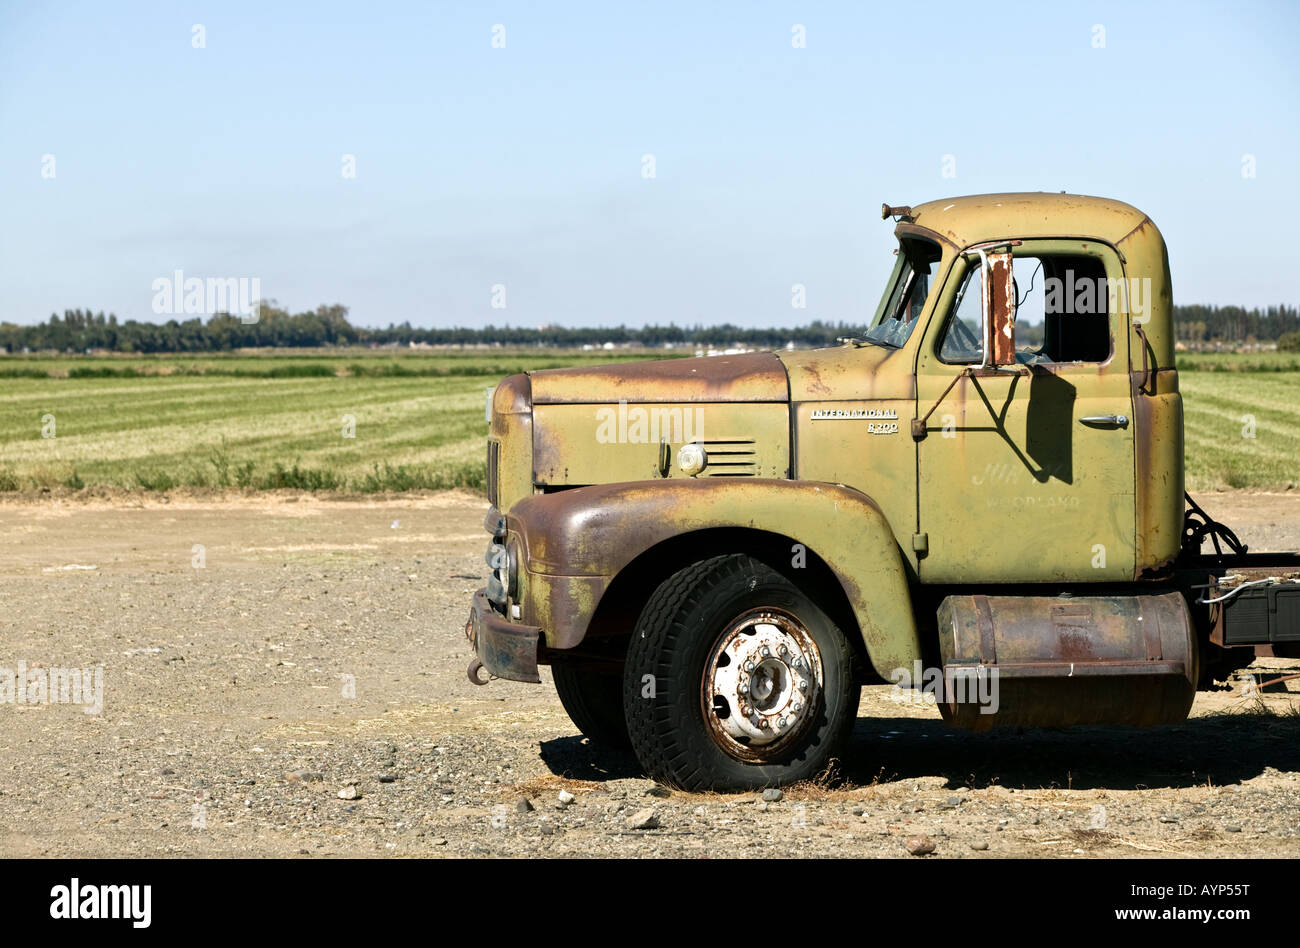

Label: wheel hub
[703,609,823,759]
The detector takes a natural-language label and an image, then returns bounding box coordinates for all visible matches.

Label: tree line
[2,302,1297,354]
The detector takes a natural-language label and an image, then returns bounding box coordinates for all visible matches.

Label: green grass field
[0,350,664,493]
[1176,351,1300,373]
[1181,368,1300,490]
[0,349,1295,493]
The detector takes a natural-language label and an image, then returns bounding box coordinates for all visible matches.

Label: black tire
[553,663,631,749]
[623,554,859,791]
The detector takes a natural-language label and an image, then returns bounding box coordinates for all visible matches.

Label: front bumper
[465,588,542,683]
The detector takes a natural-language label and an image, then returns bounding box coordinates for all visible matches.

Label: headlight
[485,542,508,607]
[486,573,507,605]
[505,538,520,599]
[484,536,518,608]
[677,442,708,476]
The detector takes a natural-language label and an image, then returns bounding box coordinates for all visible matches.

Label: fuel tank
[935,592,1197,731]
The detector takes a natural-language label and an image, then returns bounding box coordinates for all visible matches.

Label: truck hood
[528,351,789,404]
[778,343,914,402]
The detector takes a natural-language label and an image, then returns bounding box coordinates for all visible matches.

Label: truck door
[914,239,1136,583]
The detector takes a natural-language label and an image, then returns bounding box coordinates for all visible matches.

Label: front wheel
[553,663,631,749]
[623,554,859,791]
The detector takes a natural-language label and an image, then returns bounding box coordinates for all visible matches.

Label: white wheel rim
[701,609,823,761]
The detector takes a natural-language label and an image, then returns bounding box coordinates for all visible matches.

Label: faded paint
[529,350,789,404]
[532,402,789,486]
[936,592,1196,730]
[477,192,1188,680]
[507,479,921,679]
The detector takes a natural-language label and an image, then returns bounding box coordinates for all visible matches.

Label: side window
[939,264,984,362]
[938,252,1114,365]
[1035,256,1111,363]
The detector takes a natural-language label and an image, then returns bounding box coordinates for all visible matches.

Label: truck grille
[700,440,757,477]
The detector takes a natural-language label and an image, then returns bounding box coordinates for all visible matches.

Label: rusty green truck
[465,192,1300,790]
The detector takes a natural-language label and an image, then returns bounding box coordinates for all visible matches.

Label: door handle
[1079,414,1128,428]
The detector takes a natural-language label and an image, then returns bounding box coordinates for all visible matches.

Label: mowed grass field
[0,350,663,493]
[1181,370,1300,490]
[0,349,1295,493]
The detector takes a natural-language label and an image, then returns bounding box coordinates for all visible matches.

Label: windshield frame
[861,236,944,349]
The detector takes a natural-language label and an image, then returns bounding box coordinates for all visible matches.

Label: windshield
[862,237,943,348]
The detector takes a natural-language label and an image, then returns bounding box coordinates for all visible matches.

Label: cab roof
[900,192,1153,250]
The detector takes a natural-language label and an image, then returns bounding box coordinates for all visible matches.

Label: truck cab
[466,192,1298,790]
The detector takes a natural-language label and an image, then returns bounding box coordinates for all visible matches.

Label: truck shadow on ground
[539,708,1299,791]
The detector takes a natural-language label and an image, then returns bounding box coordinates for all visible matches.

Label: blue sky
[2,0,1296,329]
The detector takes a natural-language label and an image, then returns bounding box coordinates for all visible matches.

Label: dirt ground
[0,489,1297,859]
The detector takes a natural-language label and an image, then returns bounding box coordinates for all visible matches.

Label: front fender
[508,479,921,680]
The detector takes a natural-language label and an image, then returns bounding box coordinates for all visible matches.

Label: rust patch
[492,373,531,418]
[504,478,920,676]
[986,251,1016,365]
[468,589,542,683]
[803,363,833,397]
[529,351,788,405]
[1132,366,1182,574]
[936,592,1196,730]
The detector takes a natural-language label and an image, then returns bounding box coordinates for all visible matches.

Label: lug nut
[761,647,770,657]
[799,681,808,693]
[779,645,788,657]
[793,703,802,713]
[744,661,754,672]
[777,717,787,729]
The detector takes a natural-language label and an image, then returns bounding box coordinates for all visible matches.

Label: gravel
[0,491,1298,858]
